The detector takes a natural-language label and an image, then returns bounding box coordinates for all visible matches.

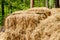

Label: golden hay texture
[5,11,51,30]
[12,10,25,15]
[0,30,26,40]
[25,7,51,16]
[5,14,40,30]
[4,10,25,23]
[1,7,51,40]
[51,8,60,14]
[30,13,60,40]
[4,12,50,40]
[0,32,8,40]
[4,14,39,40]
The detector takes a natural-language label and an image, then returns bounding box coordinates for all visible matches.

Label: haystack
[5,14,40,30]
[2,7,52,40]
[0,30,26,40]
[51,8,60,14]
[0,32,8,40]
[4,7,52,40]
[4,13,51,40]
[30,13,60,40]
[25,7,51,16]
[5,9,51,31]
[12,10,25,15]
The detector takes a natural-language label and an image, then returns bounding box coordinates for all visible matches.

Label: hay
[4,12,50,40]
[4,7,51,30]
[30,13,60,40]
[5,11,51,30]
[12,10,25,15]
[25,7,51,16]
[5,8,51,40]
[51,8,60,15]
[1,7,52,40]
[0,32,8,40]
[5,14,40,30]
[4,14,40,40]
[0,30,26,40]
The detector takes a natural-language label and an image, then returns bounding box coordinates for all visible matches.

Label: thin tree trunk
[2,0,4,16]
[21,0,23,3]
[59,0,60,7]
[2,0,4,25]
[30,0,34,8]
[55,0,59,8]
[46,0,48,7]
[10,2,12,13]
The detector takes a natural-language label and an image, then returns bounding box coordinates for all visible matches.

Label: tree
[59,0,60,7]
[2,0,5,25]
[55,0,59,8]
[46,0,48,7]
[30,0,34,8]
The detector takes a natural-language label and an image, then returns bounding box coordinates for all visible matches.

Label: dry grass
[5,14,40,30]
[51,8,60,15]
[25,7,51,16]
[30,13,60,40]
[5,7,51,31]
[0,7,52,40]
[4,14,41,40]
[0,30,26,40]
[12,10,25,15]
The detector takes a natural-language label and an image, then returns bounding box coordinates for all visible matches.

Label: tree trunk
[30,0,34,8]
[2,0,4,25]
[55,0,59,8]
[10,2,12,13]
[59,0,60,7]
[21,0,23,3]
[46,0,48,7]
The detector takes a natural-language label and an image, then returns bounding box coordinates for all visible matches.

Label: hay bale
[12,10,25,15]
[4,7,51,40]
[0,32,8,40]
[4,10,24,17]
[5,14,40,30]
[4,12,50,30]
[4,13,50,40]
[4,14,40,40]
[30,14,60,40]
[51,8,60,15]
[4,10,25,22]
[0,30,26,40]
[25,7,51,16]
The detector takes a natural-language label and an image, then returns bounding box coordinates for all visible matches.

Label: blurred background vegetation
[0,0,57,26]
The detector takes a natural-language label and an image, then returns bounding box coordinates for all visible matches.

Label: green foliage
[49,0,55,8]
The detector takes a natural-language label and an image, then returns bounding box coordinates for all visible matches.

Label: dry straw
[12,10,25,15]
[0,7,51,40]
[0,30,26,40]
[25,7,51,16]
[30,13,60,40]
[51,8,60,15]
[4,7,51,30]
